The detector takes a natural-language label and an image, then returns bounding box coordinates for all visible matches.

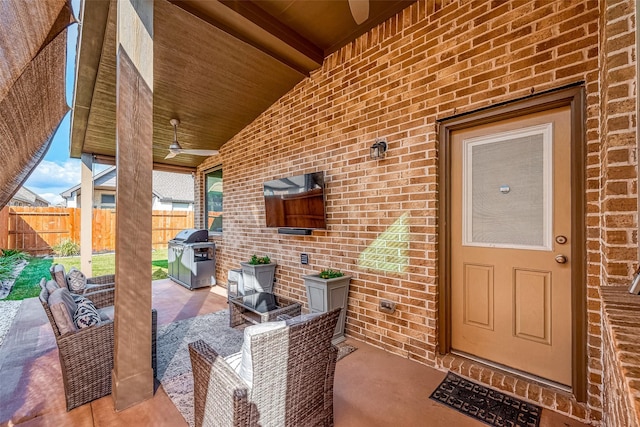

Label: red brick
[607,148,630,163]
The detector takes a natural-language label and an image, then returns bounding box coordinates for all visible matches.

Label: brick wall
[599,0,638,287]
[595,0,638,423]
[601,287,640,427]
[195,0,637,423]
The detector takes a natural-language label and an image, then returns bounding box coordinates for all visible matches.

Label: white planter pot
[240,262,277,294]
[303,274,351,344]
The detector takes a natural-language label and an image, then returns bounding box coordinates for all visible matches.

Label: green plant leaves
[319,269,344,279]
[249,254,271,265]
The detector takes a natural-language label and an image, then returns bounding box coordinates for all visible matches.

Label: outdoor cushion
[45,279,60,294]
[66,267,87,293]
[223,352,242,373]
[40,277,60,294]
[73,298,100,329]
[48,288,78,335]
[239,321,286,388]
[51,264,67,289]
[97,306,114,322]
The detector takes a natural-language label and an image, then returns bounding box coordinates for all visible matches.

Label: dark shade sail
[0,0,74,208]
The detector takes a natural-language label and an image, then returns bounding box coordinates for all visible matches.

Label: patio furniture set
[39,264,157,411]
[37,263,341,427]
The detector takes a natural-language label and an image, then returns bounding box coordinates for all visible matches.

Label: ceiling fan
[348,0,369,25]
[165,118,219,159]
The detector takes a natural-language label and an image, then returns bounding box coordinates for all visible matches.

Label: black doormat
[430,372,541,427]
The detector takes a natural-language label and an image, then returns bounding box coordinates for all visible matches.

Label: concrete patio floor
[0,279,589,426]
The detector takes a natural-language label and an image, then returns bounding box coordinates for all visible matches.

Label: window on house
[205,168,223,233]
[101,194,115,208]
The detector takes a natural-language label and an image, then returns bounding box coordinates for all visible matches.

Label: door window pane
[463,124,552,249]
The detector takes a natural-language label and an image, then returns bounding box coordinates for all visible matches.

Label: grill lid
[171,228,209,244]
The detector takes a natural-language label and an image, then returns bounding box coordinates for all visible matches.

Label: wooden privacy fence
[0,206,194,255]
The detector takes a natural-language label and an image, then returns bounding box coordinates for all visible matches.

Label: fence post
[0,206,8,249]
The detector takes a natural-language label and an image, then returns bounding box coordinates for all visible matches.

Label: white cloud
[23,160,82,205]
[25,159,81,189]
[23,161,115,205]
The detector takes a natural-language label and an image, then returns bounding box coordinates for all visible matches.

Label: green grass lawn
[4,257,53,301]
[5,249,169,301]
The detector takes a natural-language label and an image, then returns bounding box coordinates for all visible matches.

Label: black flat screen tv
[263,172,326,231]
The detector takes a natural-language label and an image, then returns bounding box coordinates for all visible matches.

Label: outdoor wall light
[370,139,388,160]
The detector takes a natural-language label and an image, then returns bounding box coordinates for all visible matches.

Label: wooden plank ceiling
[71,0,416,170]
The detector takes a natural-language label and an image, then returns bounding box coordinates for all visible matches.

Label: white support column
[80,153,93,275]
[112,0,154,411]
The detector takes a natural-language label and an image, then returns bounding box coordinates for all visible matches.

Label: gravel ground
[0,300,22,348]
[0,259,28,299]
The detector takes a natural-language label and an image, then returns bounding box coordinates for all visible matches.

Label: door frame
[437,84,587,401]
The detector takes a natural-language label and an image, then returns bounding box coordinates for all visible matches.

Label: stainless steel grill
[168,228,215,290]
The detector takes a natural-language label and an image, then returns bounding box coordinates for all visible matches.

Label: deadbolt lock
[555,235,567,244]
[555,254,568,264]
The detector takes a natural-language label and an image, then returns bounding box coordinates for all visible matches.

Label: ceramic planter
[240,262,277,293]
[303,274,351,344]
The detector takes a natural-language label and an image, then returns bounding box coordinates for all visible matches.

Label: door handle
[555,254,568,264]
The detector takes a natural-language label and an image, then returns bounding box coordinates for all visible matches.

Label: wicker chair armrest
[189,340,251,427]
[264,303,302,322]
[87,274,115,285]
[57,320,115,355]
[83,288,115,308]
[84,282,114,294]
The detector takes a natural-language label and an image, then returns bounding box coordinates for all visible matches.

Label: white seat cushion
[239,321,286,388]
[223,352,242,375]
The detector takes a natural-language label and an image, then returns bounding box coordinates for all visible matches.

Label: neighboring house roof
[11,186,50,206]
[60,166,116,198]
[60,166,194,203]
[152,170,194,203]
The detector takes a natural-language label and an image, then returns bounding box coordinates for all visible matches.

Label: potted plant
[240,255,277,293]
[303,269,352,344]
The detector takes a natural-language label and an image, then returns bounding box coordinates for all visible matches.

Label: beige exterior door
[450,106,572,387]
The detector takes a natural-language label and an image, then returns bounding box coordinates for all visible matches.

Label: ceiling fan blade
[348,0,369,25]
[180,149,219,156]
[165,118,218,159]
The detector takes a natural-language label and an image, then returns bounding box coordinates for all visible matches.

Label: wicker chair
[39,283,157,411]
[189,308,341,427]
[49,263,115,294]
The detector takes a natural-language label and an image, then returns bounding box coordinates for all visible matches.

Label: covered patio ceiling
[72,0,416,170]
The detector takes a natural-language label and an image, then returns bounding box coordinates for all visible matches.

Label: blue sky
[24,0,107,205]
